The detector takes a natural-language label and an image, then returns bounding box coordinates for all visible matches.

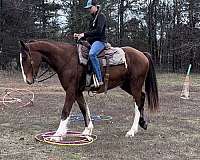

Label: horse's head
[19,40,42,85]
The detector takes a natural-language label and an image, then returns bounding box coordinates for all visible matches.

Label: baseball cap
[84,0,97,9]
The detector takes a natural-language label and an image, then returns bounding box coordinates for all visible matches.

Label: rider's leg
[89,41,105,83]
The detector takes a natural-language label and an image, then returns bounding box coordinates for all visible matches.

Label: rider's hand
[74,33,84,40]
[77,33,84,40]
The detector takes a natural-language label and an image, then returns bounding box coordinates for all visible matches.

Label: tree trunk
[119,0,125,46]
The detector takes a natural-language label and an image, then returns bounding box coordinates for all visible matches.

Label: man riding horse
[74,0,106,87]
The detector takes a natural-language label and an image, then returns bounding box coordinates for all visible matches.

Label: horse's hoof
[82,130,91,136]
[143,123,148,130]
[125,133,135,137]
[139,118,148,130]
[48,134,63,142]
[125,129,137,137]
[82,126,93,136]
[139,121,148,130]
[48,136,62,142]
[84,135,93,141]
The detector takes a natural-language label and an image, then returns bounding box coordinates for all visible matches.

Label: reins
[36,68,56,83]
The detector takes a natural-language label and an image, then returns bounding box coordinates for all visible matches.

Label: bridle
[27,46,37,82]
[25,45,56,83]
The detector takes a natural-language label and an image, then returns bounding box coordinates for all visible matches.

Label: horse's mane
[27,39,77,59]
[28,39,76,47]
[29,39,57,43]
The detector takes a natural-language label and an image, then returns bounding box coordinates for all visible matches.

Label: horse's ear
[19,40,28,51]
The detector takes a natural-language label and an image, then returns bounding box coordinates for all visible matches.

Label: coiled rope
[0,88,34,108]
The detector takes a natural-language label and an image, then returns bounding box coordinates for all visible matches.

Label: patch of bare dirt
[0,72,200,160]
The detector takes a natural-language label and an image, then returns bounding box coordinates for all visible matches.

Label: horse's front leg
[50,91,75,142]
[76,92,94,136]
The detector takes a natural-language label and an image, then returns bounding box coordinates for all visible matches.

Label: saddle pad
[78,44,88,65]
[77,44,127,67]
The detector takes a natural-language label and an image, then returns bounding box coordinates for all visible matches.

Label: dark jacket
[84,7,107,45]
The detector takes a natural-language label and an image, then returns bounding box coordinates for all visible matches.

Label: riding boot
[90,56,103,84]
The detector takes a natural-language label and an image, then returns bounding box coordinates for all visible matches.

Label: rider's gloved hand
[78,33,84,40]
[73,33,84,40]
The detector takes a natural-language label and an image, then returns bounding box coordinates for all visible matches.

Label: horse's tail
[143,52,159,112]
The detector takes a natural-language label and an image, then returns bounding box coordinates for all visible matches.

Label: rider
[74,0,107,86]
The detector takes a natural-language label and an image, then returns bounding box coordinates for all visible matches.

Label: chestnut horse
[19,40,159,141]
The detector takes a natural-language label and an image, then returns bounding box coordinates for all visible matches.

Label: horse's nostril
[26,80,32,85]
[27,81,31,85]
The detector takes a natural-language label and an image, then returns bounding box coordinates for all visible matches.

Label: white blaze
[20,53,27,83]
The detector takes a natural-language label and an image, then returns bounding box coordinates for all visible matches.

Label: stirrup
[90,82,103,88]
[91,75,103,88]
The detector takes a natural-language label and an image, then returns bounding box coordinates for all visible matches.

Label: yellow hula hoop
[35,131,97,146]
[43,137,95,146]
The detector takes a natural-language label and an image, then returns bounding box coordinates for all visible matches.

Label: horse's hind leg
[138,92,148,130]
[76,92,94,136]
[121,83,148,130]
[125,99,141,137]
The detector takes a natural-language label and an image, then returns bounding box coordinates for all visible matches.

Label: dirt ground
[0,71,200,160]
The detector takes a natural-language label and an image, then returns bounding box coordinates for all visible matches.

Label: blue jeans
[89,41,105,82]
